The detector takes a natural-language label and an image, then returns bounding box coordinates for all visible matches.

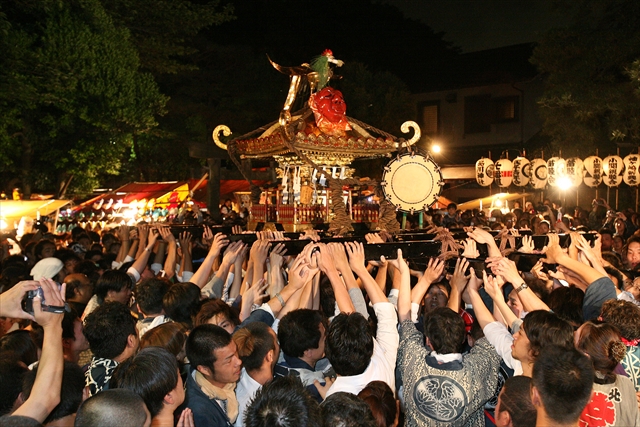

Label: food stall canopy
[457,193,531,211]
[1,200,71,225]
[76,181,203,211]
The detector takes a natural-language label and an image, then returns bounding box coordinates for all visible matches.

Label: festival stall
[211,50,444,233]
[0,199,72,231]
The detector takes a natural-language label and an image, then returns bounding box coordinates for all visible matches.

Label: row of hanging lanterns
[475,154,639,188]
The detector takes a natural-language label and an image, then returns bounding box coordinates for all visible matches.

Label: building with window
[413,43,544,165]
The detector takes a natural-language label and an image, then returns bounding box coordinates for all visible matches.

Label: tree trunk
[132,132,145,180]
[20,129,33,199]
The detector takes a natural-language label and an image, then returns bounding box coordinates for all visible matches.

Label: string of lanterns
[475,154,639,188]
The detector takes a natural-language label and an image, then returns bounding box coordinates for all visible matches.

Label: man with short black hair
[22,362,87,426]
[63,273,93,316]
[244,376,321,427]
[83,302,139,396]
[74,389,151,427]
[599,228,614,252]
[135,277,170,337]
[184,324,242,427]
[531,346,594,427]
[443,203,461,229]
[61,309,89,364]
[276,309,330,401]
[110,347,184,426]
[321,392,377,427]
[398,306,501,426]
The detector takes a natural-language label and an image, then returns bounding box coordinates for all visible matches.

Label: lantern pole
[615,147,620,210]
[595,149,599,202]
[488,151,492,197]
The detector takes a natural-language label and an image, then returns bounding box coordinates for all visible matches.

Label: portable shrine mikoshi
[212,50,444,234]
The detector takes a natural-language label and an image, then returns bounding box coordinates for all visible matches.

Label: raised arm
[158,226,177,279]
[130,227,159,277]
[345,241,388,305]
[489,257,550,312]
[395,250,412,321]
[13,279,66,422]
[178,231,194,279]
[447,258,470,313]
[465,271,497,330]
[190,233,228,289]
[316,243,355,314]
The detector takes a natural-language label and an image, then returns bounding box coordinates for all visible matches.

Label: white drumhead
[381,153,444,212]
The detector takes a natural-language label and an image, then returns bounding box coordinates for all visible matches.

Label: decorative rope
[496,229,517,257]
[432,227,462,261]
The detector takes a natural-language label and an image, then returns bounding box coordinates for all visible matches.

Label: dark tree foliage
[0,0,167,196]
[531,0,640,154]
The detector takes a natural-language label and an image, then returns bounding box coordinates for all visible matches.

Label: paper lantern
[494,159,514,188]
[546,157,565,187]
[623,154,640,186]
[529,159,548,189]
[512,157,530,187]
[583,156,603,188]
[565,157,583,187]
[602,155,623,187]
[475,158,495,187]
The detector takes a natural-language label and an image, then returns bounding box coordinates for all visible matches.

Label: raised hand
[461,238,480,258]
[365,233,384,244]
[179,231,193,254]
[210,233,229,257]
[158,226,176,243]
[269,242,287,269]
[450,258,470,293]
[518,235,534,254]
[202,226,214,244]
[344,241,367,272]
[422,257,445,284]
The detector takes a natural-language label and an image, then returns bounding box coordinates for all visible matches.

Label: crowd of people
[0,196,639,427]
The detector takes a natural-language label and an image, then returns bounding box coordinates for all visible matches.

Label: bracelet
[275,292,286,308]
[145,247,152,252]
[515,282,528,293]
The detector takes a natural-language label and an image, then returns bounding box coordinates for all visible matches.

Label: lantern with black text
[565,157,583,187]
[602,155,623,187]
[547,157,565,187]
[529,159,548,189]
[475,158,495,187]
[494,159,514,188]
[512,157,530,187]
[623,154,640,186]
[583,156,603,188]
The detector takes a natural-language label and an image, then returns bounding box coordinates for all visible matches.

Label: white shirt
[483,321,523,375]
[325,302,399,397]
[234,368,261,427]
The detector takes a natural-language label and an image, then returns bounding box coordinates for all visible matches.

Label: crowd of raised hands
[1,219,639,427]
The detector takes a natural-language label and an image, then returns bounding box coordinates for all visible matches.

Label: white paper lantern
[623,154,640,186]
[583,156,603,188]
[565,157,583,187]
[546,157,565,187]
[512,157,530,187]
[494,159,514,188]
[529,159,548,189]
[602,155,623,187]
[475,158,495,187]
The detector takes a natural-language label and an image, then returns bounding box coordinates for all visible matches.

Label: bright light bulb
[557,176,572,190]
[432,144,442,153]
[494,199,503,207]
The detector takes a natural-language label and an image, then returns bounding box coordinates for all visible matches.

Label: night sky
[382,0,569,52]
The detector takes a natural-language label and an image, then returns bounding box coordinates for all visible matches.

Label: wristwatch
[515,283,529,293]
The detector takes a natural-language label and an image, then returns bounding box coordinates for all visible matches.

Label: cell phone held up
[21,285,68,315]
